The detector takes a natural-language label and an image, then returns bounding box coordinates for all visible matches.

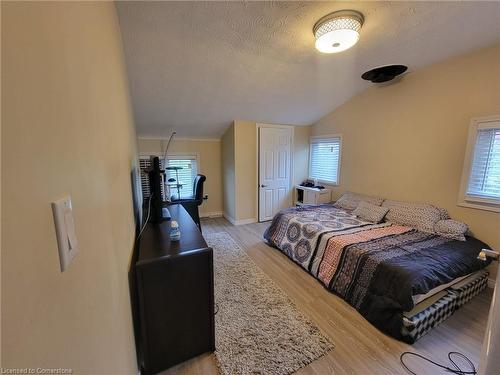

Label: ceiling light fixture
[313,10,364,54]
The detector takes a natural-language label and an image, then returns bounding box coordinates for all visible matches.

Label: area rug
[205,231,333,375]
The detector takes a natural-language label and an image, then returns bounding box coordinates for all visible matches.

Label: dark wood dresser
[134,204,215,375]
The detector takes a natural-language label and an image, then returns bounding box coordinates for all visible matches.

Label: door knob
[260,184,268,188]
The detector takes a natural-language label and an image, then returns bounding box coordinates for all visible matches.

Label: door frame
[256,123,295,222]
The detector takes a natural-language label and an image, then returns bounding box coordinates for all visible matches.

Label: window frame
[458,115,500,213]
[308,134,342,186]
[138,152,200,200]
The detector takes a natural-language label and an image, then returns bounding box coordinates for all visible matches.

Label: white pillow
[334,192,384,211]
[382,200,441,233]
[352,201,389,223]
[434,219,468,241]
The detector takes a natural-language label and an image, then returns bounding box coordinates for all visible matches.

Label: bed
[263,201,491,343]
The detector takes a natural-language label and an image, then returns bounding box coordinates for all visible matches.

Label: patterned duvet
[263,204,490,342]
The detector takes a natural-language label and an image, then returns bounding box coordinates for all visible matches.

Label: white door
[258,126,292,221]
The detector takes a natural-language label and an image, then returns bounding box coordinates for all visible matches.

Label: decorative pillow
[434,206,451,220]
[382,200,441,233]
[352,201,389,223]
[435,219,468,241]
[334,192,384,211]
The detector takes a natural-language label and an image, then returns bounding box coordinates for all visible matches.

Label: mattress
[402,291,457,343]
[412,273,471,304]
[450,269,489,307]
[402,270,489,343]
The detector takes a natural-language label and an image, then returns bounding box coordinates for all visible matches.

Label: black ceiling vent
[361,65,408,83]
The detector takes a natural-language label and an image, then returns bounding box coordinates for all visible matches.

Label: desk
[134,204,215,374]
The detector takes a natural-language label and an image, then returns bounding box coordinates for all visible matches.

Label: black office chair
[172,174,206,231]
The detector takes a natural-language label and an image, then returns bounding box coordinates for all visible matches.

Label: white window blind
[139,155,198,200]
[467,126,500,199]
[165,157,198,199]
[309,136,341,184]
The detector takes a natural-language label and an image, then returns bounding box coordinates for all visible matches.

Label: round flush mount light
[313,10,364,53]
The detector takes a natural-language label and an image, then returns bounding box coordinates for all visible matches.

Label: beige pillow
[352,201,389,223]
[382,200,441,233]
[334,192,384,211]
[435,219,468,241]
[434,206,450,220]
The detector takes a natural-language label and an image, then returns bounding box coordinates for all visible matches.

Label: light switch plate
[52,196,79,272]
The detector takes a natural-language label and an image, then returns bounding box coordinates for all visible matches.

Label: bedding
[263,204,490,342]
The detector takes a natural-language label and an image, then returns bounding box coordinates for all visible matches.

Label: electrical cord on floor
[400,351,476,375]
[214,303,219,315]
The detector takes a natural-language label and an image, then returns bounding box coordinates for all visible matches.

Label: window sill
[458,200,500,213]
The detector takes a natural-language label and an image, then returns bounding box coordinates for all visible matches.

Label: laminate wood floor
[161,217,492,375]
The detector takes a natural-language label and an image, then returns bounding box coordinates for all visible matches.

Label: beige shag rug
[205,231,333,375]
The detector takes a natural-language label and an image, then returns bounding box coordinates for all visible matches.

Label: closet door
[258,126,292,221]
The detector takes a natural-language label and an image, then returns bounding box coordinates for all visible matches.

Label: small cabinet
[295,185,332,206]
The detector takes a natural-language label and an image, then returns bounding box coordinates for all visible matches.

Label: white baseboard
[223,213,237,225]
[200,211,223,219]
[235,218,258,225]
[488,278,496,289]
[223,213,257,226]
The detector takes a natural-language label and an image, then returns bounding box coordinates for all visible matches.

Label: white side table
[295,185,332,206]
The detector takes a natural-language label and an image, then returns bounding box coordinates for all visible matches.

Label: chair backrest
[193,174,206,204]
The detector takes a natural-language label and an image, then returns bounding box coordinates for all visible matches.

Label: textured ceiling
[116,1,500,138]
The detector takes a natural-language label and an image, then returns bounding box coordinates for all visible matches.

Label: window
[164,157,198,199]
[139,154,199,200]
[459,116,500,212]
[309,135,342,185]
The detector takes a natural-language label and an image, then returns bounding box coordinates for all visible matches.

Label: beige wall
[221,125,236,220]
[312,44,500,279]
[137,138,223,216]
[222,121,311,223]
[293,125,311,187]
[2,2,139,373]
[234,121,258,222]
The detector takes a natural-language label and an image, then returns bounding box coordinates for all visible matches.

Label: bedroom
[2,1,500,375]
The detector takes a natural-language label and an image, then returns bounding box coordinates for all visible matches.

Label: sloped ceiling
[116,1,500,138]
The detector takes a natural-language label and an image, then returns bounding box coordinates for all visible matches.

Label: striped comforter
[263,204,489,341]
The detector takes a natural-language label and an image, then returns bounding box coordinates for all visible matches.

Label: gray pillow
[352,201,389,223]
[435,219,468,241]
[382,200,441,233]
[334,192,384,211]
